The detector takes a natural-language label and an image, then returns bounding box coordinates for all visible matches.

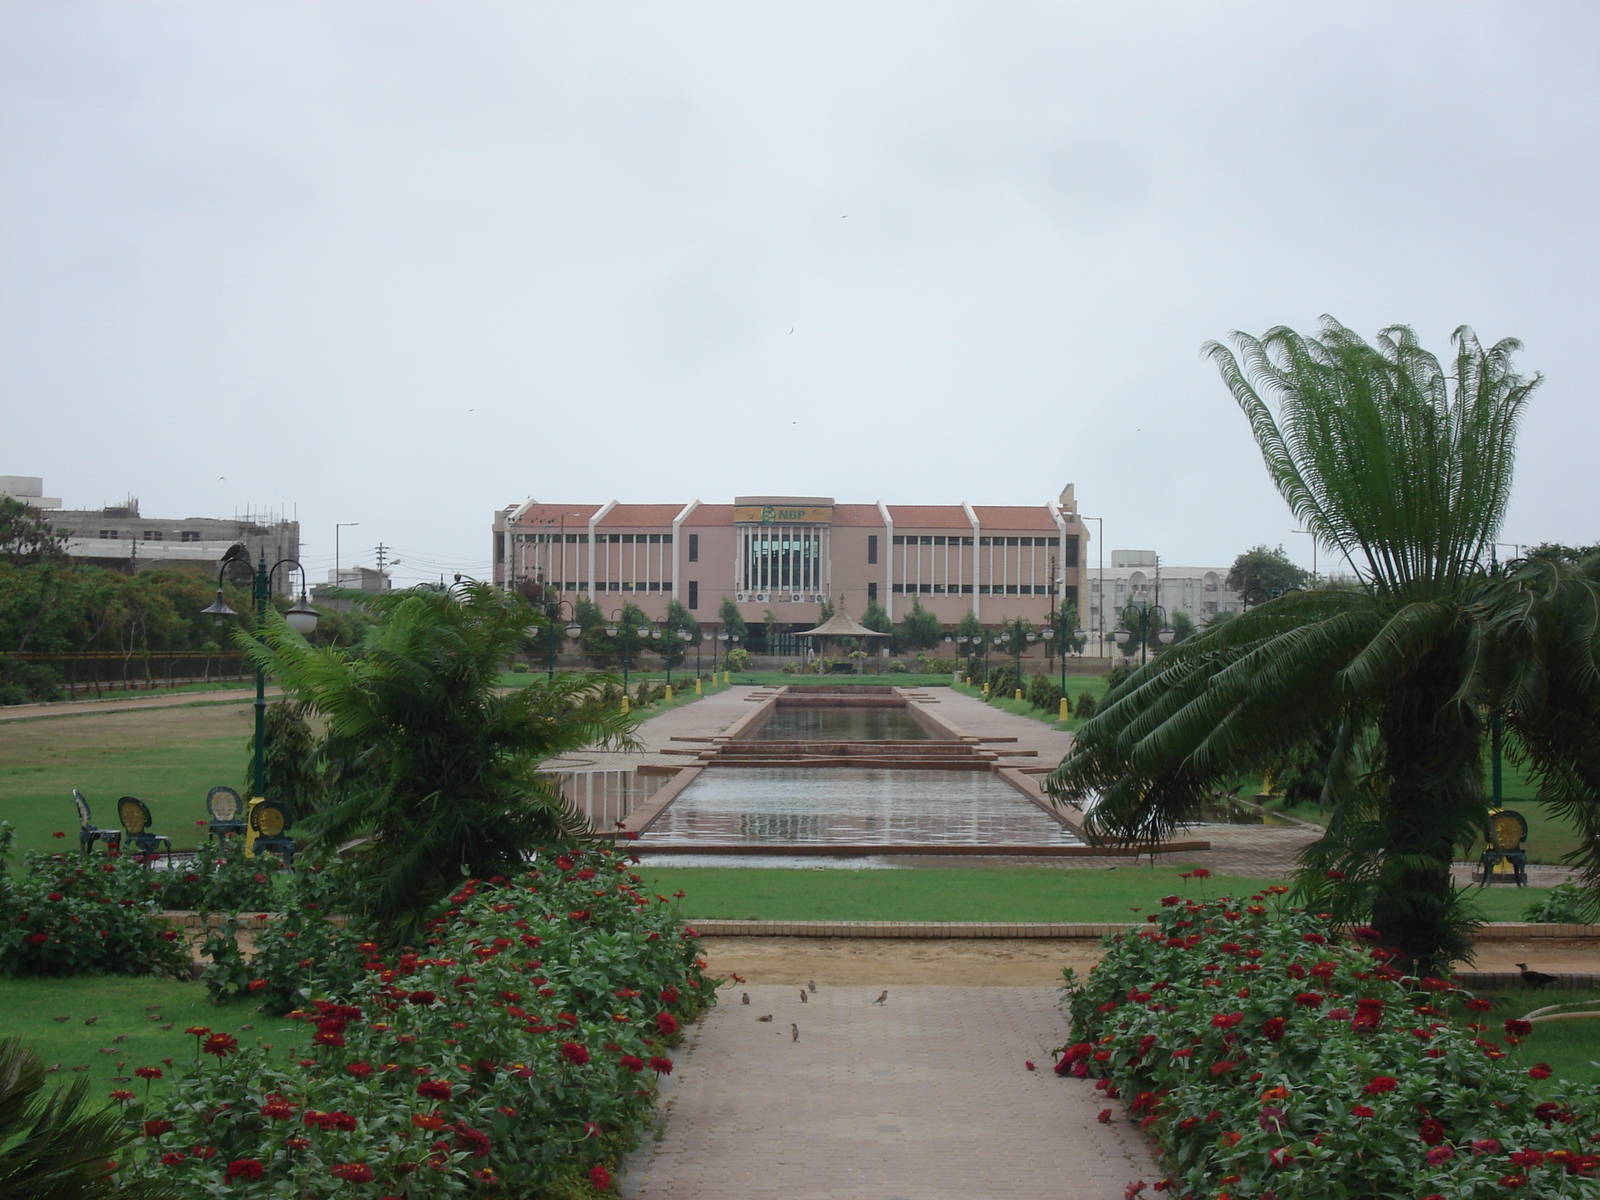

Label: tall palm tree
[1049,318,1600,972]
[244,581,637,941]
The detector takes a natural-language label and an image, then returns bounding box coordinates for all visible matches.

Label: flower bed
[1063,881,1600,1199]
[114,843,712,1197]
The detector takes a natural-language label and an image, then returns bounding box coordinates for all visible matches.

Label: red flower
[142,1119,174,1138]
[590,1163,612,1190]
[247,979,268,992]
[1262,1017,1286,1042]
[203,1033,239,1058]
[1427,1147,1455,1165]
[1529,1063,1553,1080]
[345,1061,372,1078]
[110,1089,136,1102]
[185,1026,211,1037]
[412,1112,446,1130]
[1510,1150,1545,1168]
[417,1080,452,1101]
[410,990,438,1006]
[52,831,66,838]
[134,1066,162,1080]
[561,1042,591,1066]
[26,933,47,945]
[226,1159,265,1180]
[1505,1019,1533,1037]
[46,892,63,902]
[1350,1104,1374,1119]
[1465,998,1493,1012]
[1473,1139,1503,1156]
[1210,1060,1236,1076]
[1294,992,1324,1008]
[1210,1012,1243,1029]
[649,1056,673,1074]
[1363,1076,1397,1095]
[330,1163,374,1183]
[620,1055,645,1073]
[453,1123,492,1157]
[160,1151,187,1166]
[1190,868,1211,879]
[1420,1118,1446,1145]
[260,1096,295,1121]
[656,1012,680,1035]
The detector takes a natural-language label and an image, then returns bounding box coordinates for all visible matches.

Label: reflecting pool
[753,706,930,742]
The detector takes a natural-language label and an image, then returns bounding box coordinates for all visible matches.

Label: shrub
[916,654,959,674]
[1062,885,1600,1199]
[1523,881,1588,924]
[0,825,190,978]
[157,836,285,914]
[886,659,909,674]
[1074,690,1098,720]
[723,648,749,672]
[510,662,529,673]
[1027,674,1064,713]
[986,662,1019,698]
[121,844,713,1200]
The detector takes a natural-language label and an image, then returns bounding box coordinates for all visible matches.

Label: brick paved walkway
[620,985,1160,1200]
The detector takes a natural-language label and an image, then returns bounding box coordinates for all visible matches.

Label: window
[99,529,117,539]
[143,530,163,541]
[867,581,878,603]
[648,534,661,544]
[892,535,905,545]
[867,535,877,564]
[1065,536,1079,567]
[688,580,699,609]
[622,534,634,544]
[688,534,699,562]
[891,583,905,593]
[181,531,201,542]
[933,536,946,546]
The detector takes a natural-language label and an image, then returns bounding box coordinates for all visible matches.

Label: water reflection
[553,770,668,830]
[643,766,1080,846]
[754,706,929,741]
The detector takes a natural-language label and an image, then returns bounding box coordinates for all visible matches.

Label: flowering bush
[1063,886,1600,1199]
[114,843,712,1197]
[154,834,285,914]
[0,824,189,977]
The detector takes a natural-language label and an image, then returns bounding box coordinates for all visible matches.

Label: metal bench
[248,798,296,866]
[116,796,173,866]
[1478,808,1529,887]
[71,789,122,858]
[205,785,247,842]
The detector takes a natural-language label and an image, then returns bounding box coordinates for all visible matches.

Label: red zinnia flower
[410,990,438,1006]
[417,1080,453,1101]
[1350,1104,1374,1119]
[142,1119,174,1137]
[345,1061,372,1078]
[1420,1118,1446,1145]
[260,1097,295,1121]
[1262,1016,1286,1042]
[1505,1019,1534,1037]
[657,1012,679,1035]
[134,1067,162,1080]
[620,1055,644,1073]
[649,1056,673,1074]
[1363,1076,1397,1095]
[1427,1146,1455,1165]
[561,1042,590,1066]
[330,1164,374,1182]
[202,1033,239,1058]
[1473,1139,1503,1156]
[1465,998,1492,1012]
[110,1089,135,1102]
[160,1151,187,1166]
[226,1159,265,1180]
[590,1164,612,1189]
[285,1136,310,1151]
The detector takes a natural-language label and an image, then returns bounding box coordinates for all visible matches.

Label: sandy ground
[699,935,1600,986]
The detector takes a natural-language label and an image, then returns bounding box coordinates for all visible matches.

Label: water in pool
[641,766,1080,845]
[753,706,929,741]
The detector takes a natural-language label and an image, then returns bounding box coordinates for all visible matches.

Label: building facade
[1,476,301,592]
[1085,549,1243,651]
[492,495,1088,631]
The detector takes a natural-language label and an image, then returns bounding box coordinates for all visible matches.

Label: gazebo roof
[792,612,890,638]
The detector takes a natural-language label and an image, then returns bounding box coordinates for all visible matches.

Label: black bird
[1517,963,1560,989]
[799,990,807,1003]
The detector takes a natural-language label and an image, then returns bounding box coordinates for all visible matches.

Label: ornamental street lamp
[201,544,318,801]
[604,610,648,688]
[660,623,694,687]
[1113,602,1174,666]
[543,599,583,679]
[995,618,1037,693]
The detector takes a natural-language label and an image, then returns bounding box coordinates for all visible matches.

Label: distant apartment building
[1085,550,1243,642]
[1,476,301,592]
[492,494,1088,631]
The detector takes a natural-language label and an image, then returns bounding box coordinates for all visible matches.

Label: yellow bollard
[723,670,730,685]
[695,678,703,695]
[620,695,630,715]
[1059,697,1070,721]
[981,682,989,695]
[1015,688,1024,702]
[664,685,673,702]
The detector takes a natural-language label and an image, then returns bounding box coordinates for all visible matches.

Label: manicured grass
[730,672,956,687]
[632,864,1557,924]
[1458,990,1600,1091]
[0,975,294,1107]
[951,675,1107,731]
[0,702,251,857]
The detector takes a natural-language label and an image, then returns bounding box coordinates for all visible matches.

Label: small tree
[0,496,67,565]
[717,596,748,643]
[663,599,698,667]
[1225,544,1310,598]
[895,599,943,652]
[250,699,325,815]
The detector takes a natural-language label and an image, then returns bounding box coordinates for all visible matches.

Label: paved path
[556,685,766,771]
[620,984,1160,1200]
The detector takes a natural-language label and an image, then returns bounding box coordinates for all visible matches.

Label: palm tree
[1049,318,1600,972]
[0,1037,176,1200]
[243,581,637,941]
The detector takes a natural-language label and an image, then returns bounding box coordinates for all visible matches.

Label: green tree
[250,699,325,815]
[0,496,67,566]
[244,582,637,942]
[895,599,943,652]
[1527,542,1600,566]
[663,599,699,667]
[860,597,892,635]
[1168,610,1196,644]
[1050,319,1600,972]
[717,596,748,643]
[1225,543,1311,599]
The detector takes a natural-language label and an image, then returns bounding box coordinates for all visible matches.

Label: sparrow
[799,990,807,1003]
[71,1065,89,1072]
[83,1016,99,1026]
[111,1034,127,1043]
[145,1004,162,1011]
[872,990,888,1005]
[44,1064,60,1073]
[147,1014,164,1022]
[808,980,817,992]
[757,1014,773,1022]
[791,1023,799,1042]
[159,1023,173,1030]
[99,1048,117,1055]
[741,993,750,1005]
[52,1015,70,1023]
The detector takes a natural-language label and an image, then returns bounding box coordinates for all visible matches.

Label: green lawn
[0,975,293,1107]
[952,676,1106,732]
[631,865,1558,924]
[0,702,251,857]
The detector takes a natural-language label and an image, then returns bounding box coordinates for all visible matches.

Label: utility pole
[374,543,390,572]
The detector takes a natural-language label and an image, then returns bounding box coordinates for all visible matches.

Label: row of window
[94,530,204,542]
[891,535,1057,547]
[891,583,1055,595]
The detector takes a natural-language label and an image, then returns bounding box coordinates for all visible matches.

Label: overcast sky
[3,1,1596,587]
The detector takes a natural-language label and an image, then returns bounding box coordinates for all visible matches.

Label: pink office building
[492,495,1087,633]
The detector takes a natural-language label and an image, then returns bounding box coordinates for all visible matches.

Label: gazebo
[792,611,890,672]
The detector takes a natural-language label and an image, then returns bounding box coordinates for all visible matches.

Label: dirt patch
[698,937,1101,986]
[1469,940,1600,973]
[0,701,253,766]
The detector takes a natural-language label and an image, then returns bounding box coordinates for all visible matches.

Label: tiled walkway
[620,985,1160,1200]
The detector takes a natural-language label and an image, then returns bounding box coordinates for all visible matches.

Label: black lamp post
[604,610,647,689]
[201,545,318,799]
[1113,602,1173,666]
[543,599,583,680]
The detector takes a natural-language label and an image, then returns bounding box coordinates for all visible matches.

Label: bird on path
[757,1014,773,1022]
[111,1034,126,1043]
[741,992,750,1005]
[799,990,807,1003]
[791,1023,799,1042]
[147,1014,164,1022]
[52,1015,70,1023]
[145,1004,161,1011]
[1517,963,1560,989]
[83,1016,98,1026]
[808,980,817,992]
[159,1022,173,1031]
[871,990,888,1006]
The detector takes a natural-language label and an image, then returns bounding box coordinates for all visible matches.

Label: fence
[3,651,253,699]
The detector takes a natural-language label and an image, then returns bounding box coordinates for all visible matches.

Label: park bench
[205,785,247,842]
[116,796,173,866]
[248,798,296,865]
[71,789,122,857]
[1477,808,1529,887]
